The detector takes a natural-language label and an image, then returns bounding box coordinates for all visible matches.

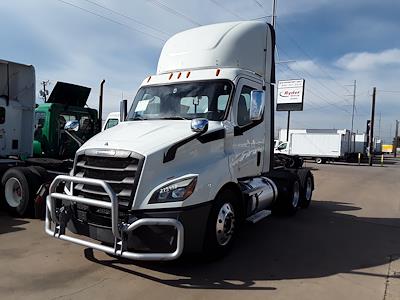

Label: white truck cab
[46,21,314,261]
[102,112,120,131]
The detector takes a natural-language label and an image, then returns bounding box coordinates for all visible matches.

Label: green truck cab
[33,82,98,159]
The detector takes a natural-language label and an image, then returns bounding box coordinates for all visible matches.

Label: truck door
[230,78,264,178]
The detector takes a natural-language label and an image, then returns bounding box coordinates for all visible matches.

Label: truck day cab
[46,21,314,260]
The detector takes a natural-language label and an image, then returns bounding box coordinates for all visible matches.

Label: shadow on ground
[84,200,400,290]
[0,212,29,234]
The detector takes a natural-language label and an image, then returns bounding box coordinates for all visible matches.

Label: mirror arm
[64,131,84,147]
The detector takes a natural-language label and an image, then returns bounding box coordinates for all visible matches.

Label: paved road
[1,159,400,300]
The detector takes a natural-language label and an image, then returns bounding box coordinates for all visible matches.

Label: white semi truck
[46,21,314,260]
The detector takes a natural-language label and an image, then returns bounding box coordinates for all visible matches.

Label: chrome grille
[73,151,144,208]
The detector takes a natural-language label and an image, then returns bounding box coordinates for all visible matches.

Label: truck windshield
[127,80,233,121]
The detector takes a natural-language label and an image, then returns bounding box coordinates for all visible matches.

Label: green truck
[1,60,102,217]
[33,82,98,159]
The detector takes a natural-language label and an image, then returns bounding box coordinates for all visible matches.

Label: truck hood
[80,120,220,155]
[47,81,91,107]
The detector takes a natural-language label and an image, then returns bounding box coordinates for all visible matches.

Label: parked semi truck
[0,59,100,217]
[46,21,314,260]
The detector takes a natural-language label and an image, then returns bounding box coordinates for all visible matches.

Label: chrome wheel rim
[292,181,300,208]
[5,178,23,208]
[216,203,235,246]
[305,177,312,201]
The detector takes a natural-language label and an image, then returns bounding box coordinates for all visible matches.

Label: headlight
[149,177,197,203]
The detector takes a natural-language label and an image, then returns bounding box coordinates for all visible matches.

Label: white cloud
[288,60,325,77]
[337,48,400,71]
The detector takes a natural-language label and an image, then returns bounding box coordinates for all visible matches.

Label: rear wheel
[1,167,39,217]
[315,157,323,164]
[273,174,301,216]
[203,190,237,259]
[300,173,313,208]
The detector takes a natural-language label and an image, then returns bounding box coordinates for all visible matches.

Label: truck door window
[278,142,287,150]
[104,118,119,130]
[79,115,94,136]
[0,107,5,124]
[60,114,76,129]
[34,112,46,139]
[237,85,254,127]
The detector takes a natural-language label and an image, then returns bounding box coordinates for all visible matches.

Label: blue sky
[1,0,399,142]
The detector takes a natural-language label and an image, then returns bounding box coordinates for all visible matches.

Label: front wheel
[203,190,237,259]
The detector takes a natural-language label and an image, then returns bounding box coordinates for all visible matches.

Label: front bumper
[45,175,189,261]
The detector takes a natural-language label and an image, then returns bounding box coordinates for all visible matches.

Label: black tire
[27,166,49,219]
[273,173,301,216]
[203,189,238,260]
[315,157,323,164]
[300,172,314,208]
[1,167,41,217]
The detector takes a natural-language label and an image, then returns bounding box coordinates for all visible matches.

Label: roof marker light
[169,73,173,80]
[216,69,221,76]
[186,71,191,78]
[177,72,182,79]
[147,76,152,83]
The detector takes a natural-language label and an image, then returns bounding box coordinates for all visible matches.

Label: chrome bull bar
[45,175,184,261]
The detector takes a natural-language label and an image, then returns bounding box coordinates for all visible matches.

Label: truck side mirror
[64,120,80,132]
[191,118,208,133]
[250,90,265,121]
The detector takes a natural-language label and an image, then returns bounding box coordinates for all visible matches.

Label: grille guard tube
[45,175,184,261]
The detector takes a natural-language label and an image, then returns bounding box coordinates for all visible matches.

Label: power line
[278,23,353,96]
[81,0,171,37]
[277,63,352,114]
[56,0,166,41]
[209,0,244,19]
[277,44,351,106]
[276,61,349,113]
[378,90,400,94]
[147,0,202,26]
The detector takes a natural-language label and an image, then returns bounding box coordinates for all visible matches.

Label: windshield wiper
[131,116,148,120]
[159,116,189,120]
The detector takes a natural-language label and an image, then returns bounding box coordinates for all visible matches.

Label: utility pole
[368,87,376,166]
[271,0,277,27]
[40,80,50,102]
[395,120,399,158]
[345,80,357,152]
[378,112,381,139]
[350,80,356,152]
[271,0,293,142]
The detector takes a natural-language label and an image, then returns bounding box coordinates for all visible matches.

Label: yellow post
[358,153,361,165]
[381,154,384,167]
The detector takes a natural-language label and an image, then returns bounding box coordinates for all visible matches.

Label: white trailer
[0,60,35,157]
[276,129,351,163]
[45,21,315,261]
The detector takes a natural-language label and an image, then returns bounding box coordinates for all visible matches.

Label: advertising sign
[276,79,305,111]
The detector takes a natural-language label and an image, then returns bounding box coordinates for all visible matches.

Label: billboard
[276,79,305,111]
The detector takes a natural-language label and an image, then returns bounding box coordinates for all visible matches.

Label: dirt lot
[1,158,400,300]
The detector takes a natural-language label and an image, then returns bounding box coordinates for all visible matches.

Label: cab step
[246,209,271,224]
